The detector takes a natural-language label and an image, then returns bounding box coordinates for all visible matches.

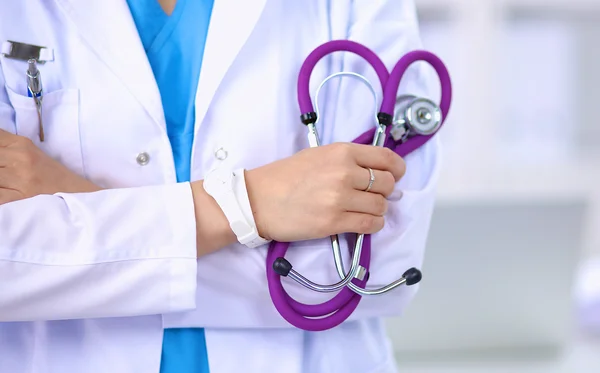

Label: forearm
[76,179,237,257]
[189,0,441,327]
[0,178,244,322]
[189,137,440,329]
[0,184,198,321]
[191,180,238,257]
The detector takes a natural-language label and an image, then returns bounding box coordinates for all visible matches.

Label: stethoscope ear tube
[352,50,453,158]
[380,50,452,157]
[381,50,452,118]
[267,235,372,331]
[296,40,390,120]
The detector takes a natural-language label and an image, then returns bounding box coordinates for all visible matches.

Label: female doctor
[0,0,440,372]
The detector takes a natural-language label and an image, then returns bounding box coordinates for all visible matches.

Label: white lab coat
[0,1,440,372]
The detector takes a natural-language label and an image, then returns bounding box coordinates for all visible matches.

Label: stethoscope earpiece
[402,268,423,286]
[273,257,293,277]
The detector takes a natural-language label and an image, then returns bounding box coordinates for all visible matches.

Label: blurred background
[386,0,600,371]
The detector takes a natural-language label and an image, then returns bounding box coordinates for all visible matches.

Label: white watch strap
[204,168,270,249]
[232,169,270,248]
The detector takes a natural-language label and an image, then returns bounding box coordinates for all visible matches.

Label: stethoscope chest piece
[391,95,442,141]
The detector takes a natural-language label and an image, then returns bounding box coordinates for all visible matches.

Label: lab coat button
[214,147,228,160]
[136,152,150,166]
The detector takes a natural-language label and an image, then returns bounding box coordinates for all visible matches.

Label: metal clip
[26,59,44,142]
[1,41,53,63]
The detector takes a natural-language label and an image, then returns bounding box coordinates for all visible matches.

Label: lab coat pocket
[4,86,84,176]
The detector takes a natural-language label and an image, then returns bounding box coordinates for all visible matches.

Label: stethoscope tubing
[267,236,371,331]
[297,40,390,115]
[267,40,453,331]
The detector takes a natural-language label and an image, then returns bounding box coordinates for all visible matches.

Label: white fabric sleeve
[0,180,199,322]
[174,0,443,329]
[0,101,198,322]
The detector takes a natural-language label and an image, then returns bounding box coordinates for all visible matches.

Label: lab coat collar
[194,0,267,130]
[55,0,268,135]
[55,0,166,131]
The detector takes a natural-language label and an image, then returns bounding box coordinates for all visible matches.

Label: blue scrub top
[126,0,214,372]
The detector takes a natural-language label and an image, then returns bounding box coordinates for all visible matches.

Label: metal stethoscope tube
[279,72,376,293]
[330,94,440,296]
[284,71,437,296]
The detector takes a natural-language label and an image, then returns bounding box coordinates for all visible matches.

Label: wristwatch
[203,167,270,249]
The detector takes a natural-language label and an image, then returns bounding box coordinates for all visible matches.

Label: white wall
[414,0,600,258]
[386,1,600,367]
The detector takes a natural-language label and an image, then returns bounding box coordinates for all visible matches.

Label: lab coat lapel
[54,0,166,131]
[194,0,267,130]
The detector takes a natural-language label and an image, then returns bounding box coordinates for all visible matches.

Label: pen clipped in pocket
[4,85,85,176]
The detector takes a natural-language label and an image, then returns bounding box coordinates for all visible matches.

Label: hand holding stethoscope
[266,40,452,331]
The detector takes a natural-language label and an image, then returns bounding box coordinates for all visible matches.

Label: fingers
[326,189,388,235]
[342,190,388,216]
[352,167,395,196]
[0,148,16,167]
[0,157,20,203]
[0,129,18,147]
[0,168,17,189]
[346,144,406,182]
[334,212,385,235]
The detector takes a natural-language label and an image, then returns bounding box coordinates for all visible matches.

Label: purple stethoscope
[266,40,452,332]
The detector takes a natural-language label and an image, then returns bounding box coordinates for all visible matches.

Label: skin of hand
[0,130,405,256]
[0,129,101,205]
[244,142,406,242]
